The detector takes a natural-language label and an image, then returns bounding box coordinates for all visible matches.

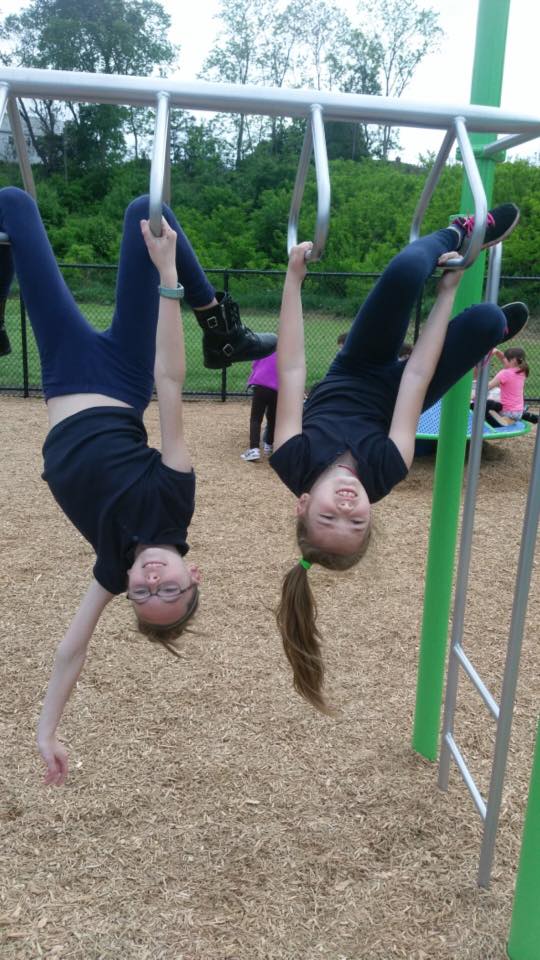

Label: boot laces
[222,295,240,327]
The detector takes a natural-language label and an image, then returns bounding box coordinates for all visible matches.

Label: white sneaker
[240,447,261,462]
[263,442,273,454]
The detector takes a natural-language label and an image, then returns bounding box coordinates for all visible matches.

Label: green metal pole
[507,718,540,960]
[412,0,512,760]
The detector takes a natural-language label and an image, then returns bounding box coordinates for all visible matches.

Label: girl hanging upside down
[269,202,525,714]
[0,187,276,785]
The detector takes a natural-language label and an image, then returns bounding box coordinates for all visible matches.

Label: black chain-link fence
[2,264,540,401]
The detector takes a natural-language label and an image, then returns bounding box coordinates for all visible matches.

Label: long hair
[276,517,371,714]
[134,585,200,658]
[504,347,529,377]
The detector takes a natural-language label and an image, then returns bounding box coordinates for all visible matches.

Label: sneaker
[195,293,277,369]
[451,203,520,251]
[500,302,529,343]
[0,325,11,357]
[263,442,273,455]
[240,447,261,462]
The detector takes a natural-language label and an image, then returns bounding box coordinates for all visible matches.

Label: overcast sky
[163,0,540,163]
[1,0,538,162]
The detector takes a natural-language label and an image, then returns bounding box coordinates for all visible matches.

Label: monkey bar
[1,67,540,251]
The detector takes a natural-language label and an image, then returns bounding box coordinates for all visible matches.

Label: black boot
[194,292,277,369]
[0,300,11,357]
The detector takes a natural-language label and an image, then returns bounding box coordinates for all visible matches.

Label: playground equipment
[1,0,539,941]
[416,399,531,445]
[1,63,540,253]
[434,244,538,890]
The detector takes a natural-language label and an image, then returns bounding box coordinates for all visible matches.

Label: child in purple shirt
[241,352,278,462]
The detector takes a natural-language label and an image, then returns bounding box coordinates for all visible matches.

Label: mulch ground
[1,396,539,960]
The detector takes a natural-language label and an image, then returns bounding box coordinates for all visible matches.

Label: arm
[37,578,113,786]
[140,217,192,473]
[274,242,312,452]
[488,371,503,390]
[389,259,463,469]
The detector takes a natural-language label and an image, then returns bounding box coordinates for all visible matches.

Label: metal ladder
[438,244,540,887]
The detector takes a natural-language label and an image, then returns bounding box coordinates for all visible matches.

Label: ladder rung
[445,733,487,820]
[454,645,500,720]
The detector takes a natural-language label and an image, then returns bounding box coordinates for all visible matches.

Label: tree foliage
[1,0,177,172]
[1,150,538,286]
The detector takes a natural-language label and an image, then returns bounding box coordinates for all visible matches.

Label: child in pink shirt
[486,347,529,423]
[241,352,278,462]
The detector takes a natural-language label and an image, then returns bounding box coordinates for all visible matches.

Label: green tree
[200,0,271,167]
[363,0,443,158]
[1,0,177,173]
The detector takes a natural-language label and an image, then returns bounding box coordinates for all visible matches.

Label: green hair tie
[299,558,312,571]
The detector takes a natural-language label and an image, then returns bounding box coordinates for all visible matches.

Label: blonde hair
[276,517,371,713]
[135,585,200,657]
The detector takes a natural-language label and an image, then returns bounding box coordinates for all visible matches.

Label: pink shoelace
[459,211,495,236]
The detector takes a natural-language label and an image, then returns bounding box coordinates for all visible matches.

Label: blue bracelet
[158,282,184,299]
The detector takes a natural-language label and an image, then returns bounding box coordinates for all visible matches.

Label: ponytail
[275,517,372,714]
[504,347,529,377]
[276,561,331,714]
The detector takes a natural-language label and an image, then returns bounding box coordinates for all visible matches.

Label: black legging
[249,385,277,448]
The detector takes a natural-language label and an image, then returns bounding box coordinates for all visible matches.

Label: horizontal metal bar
[445,733,487,820]
[1,67,540,133]
[483,129,540,157]
[453,645,500,719]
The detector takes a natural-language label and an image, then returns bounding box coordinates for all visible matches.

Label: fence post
[221,268,230,402]
[19,292,29,398]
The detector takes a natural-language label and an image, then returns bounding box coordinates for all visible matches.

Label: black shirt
[270,368,408,502]
[42,407,195,594]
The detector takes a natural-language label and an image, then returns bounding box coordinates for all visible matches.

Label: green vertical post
[507,719,540,960]
[412,0,512,760]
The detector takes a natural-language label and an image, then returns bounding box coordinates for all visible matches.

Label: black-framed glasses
[126,582,196,605]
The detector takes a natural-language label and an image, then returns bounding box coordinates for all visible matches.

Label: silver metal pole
[410,118,487,270]
[438,245,502,792]
[0,85,11,242]
[7,97,37,199]
[287,104,330,261]
[483,129,540,157]
[410,127,455,243]
[478,423,540,886]
[0,82,9,128]
[1,67,540,133]
[444,117,487,270]
[149,91,170,236]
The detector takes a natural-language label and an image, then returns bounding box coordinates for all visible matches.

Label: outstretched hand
[140,217,177,278]
[39,736,69,787]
